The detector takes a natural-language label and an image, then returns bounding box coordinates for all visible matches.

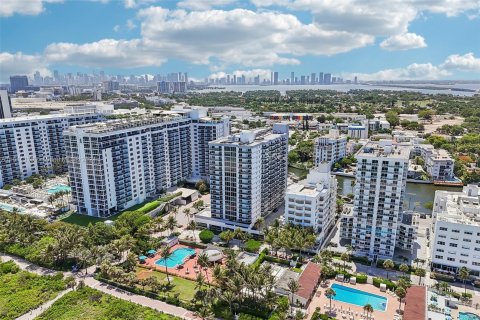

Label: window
[449,243,458,247]
[439,227,448,231]
[452,229,460,233]
[437,241,445,245]
[447,257,455,262]
[435,255,443,259]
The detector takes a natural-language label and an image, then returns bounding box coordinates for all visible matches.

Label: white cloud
[380,33,427,51]
[342,63,450,81]
[441,53,480,72]
[177,0,236,10]
[0,52,51,82]
[0,0,62,17]
[137,7,374,67]
[126,19,137,29]
[113,25,120,32]
[43,39,166,68]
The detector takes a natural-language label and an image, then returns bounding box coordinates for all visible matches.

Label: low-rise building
[413,144,455,181]
[348,124,368,139]
[314,129,347,167]
[431,185,480,278]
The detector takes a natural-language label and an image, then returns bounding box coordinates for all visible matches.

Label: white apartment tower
[0,90,12,119]
[430,185,480,278]
[208,124,288,228]
[285,162,337,248]
[314,129,347,166]
[351,140,411,259]
[0,113,104,188]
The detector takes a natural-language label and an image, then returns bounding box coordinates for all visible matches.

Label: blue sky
[0,0,479,82]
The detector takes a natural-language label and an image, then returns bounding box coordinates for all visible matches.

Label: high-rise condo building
[291,72,295,85]
[324,73,332,85]
[201,124,288,230]
[314,129,347,167]
[430,185,480,278]
[351,140,410,259]
[285,162,337,248]
[319,72,324,84]
[0,90,12,119]
[0,111,105,188]
[64,108,230,217]
[273,72,279,85]
[9,75,29,93]
[311,73,316,84]
[157,81,187,94]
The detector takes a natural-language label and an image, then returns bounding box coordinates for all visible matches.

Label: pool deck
[141,244,223,283]
[307,280,398,320]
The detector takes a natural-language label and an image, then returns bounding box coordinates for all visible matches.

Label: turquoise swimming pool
[331,283,388,311]
[155,248,195,268]
[460,312,480,320]
[0,202,23,212]
[47,184,71,194]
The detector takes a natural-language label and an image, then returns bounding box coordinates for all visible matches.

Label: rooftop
[357,140,411,160]
[436,185,480,226]
[403,286,426,320]
[297,262,322,300]
[211,127,286,147]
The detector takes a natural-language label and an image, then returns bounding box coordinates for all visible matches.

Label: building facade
[284,163,337,248]
[0,90,12,119]
[0,113,104,188]
[430,185,480,278]
[350,140,410,259]
[207,124,288,229]
[314,129,347,167]
[413,144,454,181]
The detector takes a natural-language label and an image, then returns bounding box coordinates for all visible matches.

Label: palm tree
[220,230,235,247]
[439,281,450,297]
[253,217,264,230]
[363,304,373,319]
[458,266,470,297]
[197,252,211,286]
[395,287,407,311]
[325,287,336,314]
[415,268,426,285]
[383,259,395,279]
[287,279,300,314]
[399,263,409,275]
[159,246,171,285]
[340,252,350,272]
[188,220,197,241]
[166,216,177,236]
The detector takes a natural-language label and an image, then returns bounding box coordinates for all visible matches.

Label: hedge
[264,255,290,266]
[430,273,455,282]
[239,314,263,320]
[356,274,368,284]
[252,250,267,269]
[199,230,214,243]
[372,277,397,291]
[178,239,207,249]
[244,239,262,253]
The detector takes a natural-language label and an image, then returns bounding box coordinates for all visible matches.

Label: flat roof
[403,286,426,320]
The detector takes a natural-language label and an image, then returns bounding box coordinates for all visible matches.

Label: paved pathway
[1,253,198,320]
[16,288,72,320]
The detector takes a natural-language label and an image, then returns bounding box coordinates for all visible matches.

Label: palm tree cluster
[263,220,316,260]
[196,249,281,319]
[47,190,71,211]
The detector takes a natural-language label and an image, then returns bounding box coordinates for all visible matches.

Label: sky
[0,0,480,82]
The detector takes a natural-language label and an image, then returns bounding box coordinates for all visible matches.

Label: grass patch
[60,212,122,227]
[36,286,179,320]
[136,267,197,301]
[0,261,66,320]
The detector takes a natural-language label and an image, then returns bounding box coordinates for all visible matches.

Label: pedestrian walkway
[16,288,73,320]
[1,253,198,320]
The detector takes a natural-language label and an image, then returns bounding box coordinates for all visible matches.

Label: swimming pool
[460,312,480,320]
[47,184,71,194]
[331,283,388,311]
[155,248,195,268]
[0,202,23,212]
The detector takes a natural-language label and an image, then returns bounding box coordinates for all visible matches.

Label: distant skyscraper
[254,75,260,85]
[291,72,294,85]
[324,73,332,85]
[53,70,59,81]
[0,90,12,119]
[354,76,358,85]
[9,75,28,93]
[311,73,316,84]
[300,75,306,85]
[319,72,324,85]
[273,72,279,85]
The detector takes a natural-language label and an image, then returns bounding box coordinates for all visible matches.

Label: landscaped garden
[0,261,67,320]
[36,286,180,320]
[136,267,197,301]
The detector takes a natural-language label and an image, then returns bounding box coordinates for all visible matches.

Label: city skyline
[1,0,480,82]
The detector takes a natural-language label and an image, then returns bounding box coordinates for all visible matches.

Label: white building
[314,129,347,167]
[284,162,337,248]
[430,185,480,278]
[197,124,288,231]
[0,90,12,119]
[0,112,104,188]
[64,109,230,217]
[350,140,411,259]
[63,103,114,115]
[348,124,368,139]
[157,81,187,94]
[413,144,454,181]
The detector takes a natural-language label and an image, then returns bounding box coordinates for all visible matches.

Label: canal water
[288,167,463,214]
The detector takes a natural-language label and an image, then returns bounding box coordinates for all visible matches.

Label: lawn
[36,287,180,320]
[0,261,66,320]
[136,267,197,301]
[60,212,122,227]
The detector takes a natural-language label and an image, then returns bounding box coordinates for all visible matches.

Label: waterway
[288,167,463,214]
[202,83,480,97]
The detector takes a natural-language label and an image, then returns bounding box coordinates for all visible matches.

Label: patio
[307,280,399,320]
[141,244,223,282]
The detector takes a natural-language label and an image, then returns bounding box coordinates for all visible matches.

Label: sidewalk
[16,289,73,320]
[1,253,198,320]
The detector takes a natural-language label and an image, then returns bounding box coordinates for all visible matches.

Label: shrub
[239,314,263,320]
[430,273,455,282]
[137,200,161,214]
[252,249,267,269]
[373,277,397,291]
[356,274,368,284]
[178,240,207,249]
[244,239,262,253]
[199,230,214,243]
[264,255,290,266]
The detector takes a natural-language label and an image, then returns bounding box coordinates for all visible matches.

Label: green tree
[287,279,300,314]
[363,304,373,319]
[383,259,395,279]
[325,287,336,314]
[415,268,426,285]
[399,263,409,275]
[159,246,171,285]
[386,110,400,127]
[458,266,470,297]
[395,287,407,311]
